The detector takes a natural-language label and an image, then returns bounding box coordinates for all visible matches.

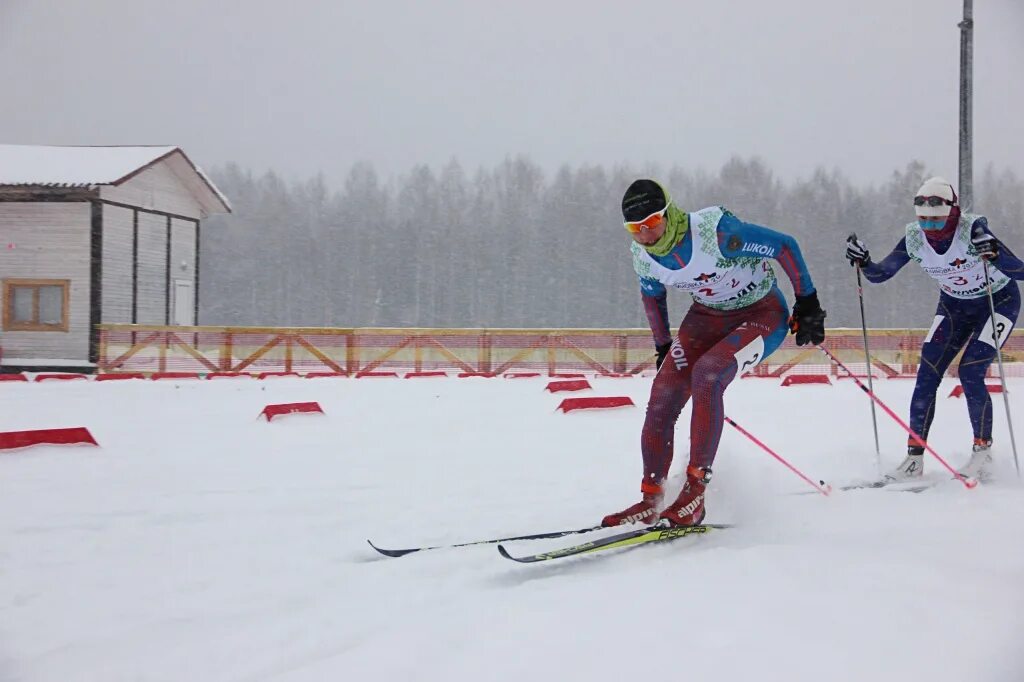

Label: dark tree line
[199,157,1024,330]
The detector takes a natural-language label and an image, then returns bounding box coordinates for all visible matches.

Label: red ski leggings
[641,290,789,484]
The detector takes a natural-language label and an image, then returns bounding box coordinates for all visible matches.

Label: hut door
[172,280,193,325]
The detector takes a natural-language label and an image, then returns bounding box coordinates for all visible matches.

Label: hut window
[2,279,70,331]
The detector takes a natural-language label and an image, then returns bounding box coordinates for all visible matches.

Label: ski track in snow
[2,375,1023,681]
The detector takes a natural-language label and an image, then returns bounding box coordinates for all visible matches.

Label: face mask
[918,217,946,231]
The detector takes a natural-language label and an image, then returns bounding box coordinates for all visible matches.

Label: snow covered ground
[2,373,1023,681]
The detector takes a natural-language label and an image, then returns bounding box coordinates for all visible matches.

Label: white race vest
[631,206,776,311]
[905,214,1010,299]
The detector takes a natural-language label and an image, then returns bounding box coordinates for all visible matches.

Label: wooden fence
[96,325,1024,378]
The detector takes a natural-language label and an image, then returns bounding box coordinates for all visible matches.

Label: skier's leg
[910,299,972,442]
[660,291,788,526]
[958,341,999,446]
[686,292,789,471]
[891,299,973,479]
[640,305,725,483]
[957,284,1019,445]
[602,305,723,526]
[955,332,1000,479]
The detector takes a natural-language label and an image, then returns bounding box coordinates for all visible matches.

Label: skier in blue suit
[846,177,1024,479]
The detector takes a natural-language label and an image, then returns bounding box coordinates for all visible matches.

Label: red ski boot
[659,466,710,527]
[601,480,663,527]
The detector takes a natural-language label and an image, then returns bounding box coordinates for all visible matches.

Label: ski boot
[885,445,924,482]
[659,465,710,527]
[601,479,663,527]
[958,438,993,479]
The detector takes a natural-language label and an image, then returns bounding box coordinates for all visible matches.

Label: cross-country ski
[497,521,732,563]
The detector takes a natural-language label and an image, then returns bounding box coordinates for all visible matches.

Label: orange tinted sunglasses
[624,207,667,234]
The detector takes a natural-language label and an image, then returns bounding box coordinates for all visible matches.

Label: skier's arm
[717,212,815,296]
[859,237,911,283]
[639,281,672,347]
[972,218,1024,279]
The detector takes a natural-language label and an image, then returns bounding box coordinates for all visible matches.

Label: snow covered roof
[0,144,231,214]
[0,145,177,186]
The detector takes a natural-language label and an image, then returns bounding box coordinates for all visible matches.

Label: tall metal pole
[958,0,974,211]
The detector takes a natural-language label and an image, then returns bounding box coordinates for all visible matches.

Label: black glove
[789,292,826,346]
[845,234,870,268]
[971,224,999,261]
[655,342,672,369]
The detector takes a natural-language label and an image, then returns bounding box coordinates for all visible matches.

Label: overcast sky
[2,0,1021,188]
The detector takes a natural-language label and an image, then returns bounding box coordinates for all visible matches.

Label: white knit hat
[914,177,957,218]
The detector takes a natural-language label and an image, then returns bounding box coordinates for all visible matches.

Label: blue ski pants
[910,281,1020,444]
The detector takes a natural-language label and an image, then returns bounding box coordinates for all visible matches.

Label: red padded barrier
[949,384,1003,398]
[95,373,146,381]
[0,427,98,451]
[259,402,325,421]
[781,374,831,386]
[557,396,635,412]
[0,373,29,382]
[34,374,88,382]
[546,379,592,393]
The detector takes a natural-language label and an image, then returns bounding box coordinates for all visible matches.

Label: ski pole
[724,415,831,495]
[817,345,977,489]
[979,254,1021,477]
[849,233,882,475]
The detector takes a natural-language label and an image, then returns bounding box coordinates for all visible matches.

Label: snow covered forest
[199,157,1024,329]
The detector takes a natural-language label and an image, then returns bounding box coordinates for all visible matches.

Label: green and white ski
[497,521,731,563]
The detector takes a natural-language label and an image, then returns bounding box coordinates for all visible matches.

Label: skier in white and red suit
[603,179,825,528]
[846,177,1024,481]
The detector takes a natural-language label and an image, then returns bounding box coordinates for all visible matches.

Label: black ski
[368,524,605,557]
[834,479,935,493]
[497,521,732,563]
[791,478,936,495]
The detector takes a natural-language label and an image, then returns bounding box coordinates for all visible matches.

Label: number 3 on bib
[981,313,1014,349]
